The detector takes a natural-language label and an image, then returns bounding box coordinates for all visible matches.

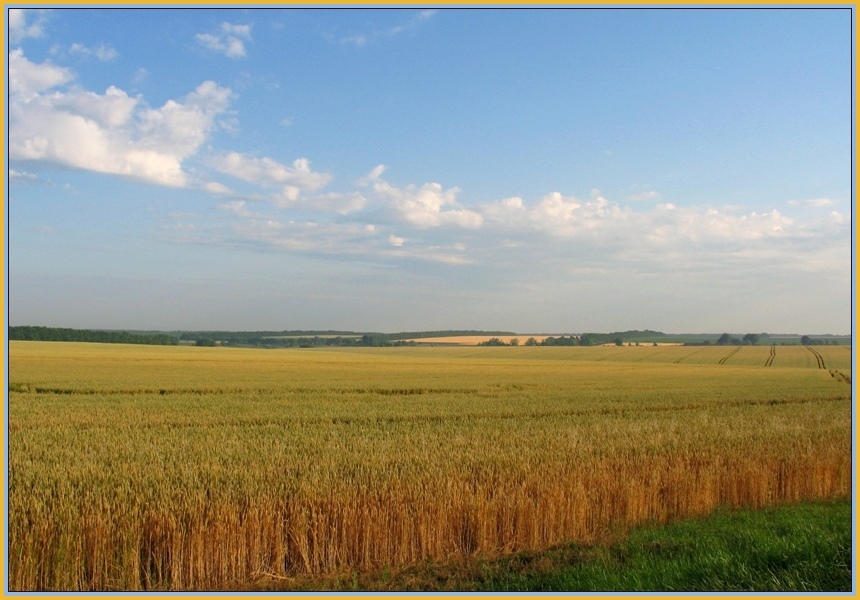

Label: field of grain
[7,341,852,591]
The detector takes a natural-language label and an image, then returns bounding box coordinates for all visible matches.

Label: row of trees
[189,334,364,348]
[478,330,670,347]
[478,335,619,347]
[9,326,178,345]
[800,335,842,346]
[716,333,762,346]
[713,333,843,346]
[9,326,517,349]
[183,330,514,348]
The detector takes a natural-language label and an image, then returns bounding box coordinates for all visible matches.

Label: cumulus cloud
[9,8,50,43]
[360,165,483,228]
[194,152,849,285]
[477,190,811,248]
[196,22,252,58]
[481,190,630,239]
[8,49,73,98]
[211,152,332,197]
[9,49,233,188]
[172,167,849,307]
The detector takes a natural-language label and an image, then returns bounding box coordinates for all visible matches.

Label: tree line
[182,330,516,348]
[9,326,178,345]
[478,332,657,347]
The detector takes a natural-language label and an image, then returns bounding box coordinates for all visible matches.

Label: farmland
[7,341,852,591]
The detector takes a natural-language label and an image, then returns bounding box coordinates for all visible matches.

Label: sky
[6,7,853,334]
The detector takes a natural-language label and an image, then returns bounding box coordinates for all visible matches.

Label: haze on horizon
[7,8,853,336]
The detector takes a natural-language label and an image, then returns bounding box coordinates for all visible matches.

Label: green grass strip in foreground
[476,499,852,592]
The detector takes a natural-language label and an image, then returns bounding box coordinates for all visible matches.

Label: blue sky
[7,7,853,334]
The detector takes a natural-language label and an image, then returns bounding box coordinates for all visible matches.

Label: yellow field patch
[402,335,550,344]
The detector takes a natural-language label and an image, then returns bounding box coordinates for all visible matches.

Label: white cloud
[217,199,255,218]
[9,8,50,43]
[357,164,387,186]
[628,190,662,202]
[478,191,810,248]
[9,49,233,188]
[196,22,252,58]
[211,152,332,196]
[520,191,629,237]
[283,192,367,215]
[480,196,527,229]
[8,168,38,182]
[203,181,232,195]
[8,49,73,99]
[136,80,233,158]
[189,150,849,286]
[828,211,850,226]
[334,9,436,47]
[788,197,836,208]
[389,9,437,35]
[67,42,118,61]
[170,170,849,312]
[132,68,149,84]
[362,166,483,228]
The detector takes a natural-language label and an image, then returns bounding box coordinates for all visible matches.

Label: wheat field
[7,341,852,590]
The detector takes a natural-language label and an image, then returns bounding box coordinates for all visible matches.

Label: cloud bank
[163,160,849,292]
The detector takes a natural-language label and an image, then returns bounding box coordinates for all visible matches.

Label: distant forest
[8,327,515,348]
[178,329,518,348]
[8,326,849,348]
[9,326,178,345]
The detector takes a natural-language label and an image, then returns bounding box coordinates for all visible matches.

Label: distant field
[8,342,852,591]
[262,334,361,339]
[402,335,551,344]
[402,335,687,345]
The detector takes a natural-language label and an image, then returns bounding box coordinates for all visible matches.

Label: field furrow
[805,346,827,369]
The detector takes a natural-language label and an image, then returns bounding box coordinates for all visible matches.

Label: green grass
[270,499,851,592]
[476,499,853,592]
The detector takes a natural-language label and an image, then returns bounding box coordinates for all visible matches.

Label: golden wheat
[7,342,851,590]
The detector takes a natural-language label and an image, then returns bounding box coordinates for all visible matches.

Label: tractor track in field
[673,347,708,364]
[805,346,826,369]
[829,370,852,385]
[718,346,742,365]
[764,345,776,367]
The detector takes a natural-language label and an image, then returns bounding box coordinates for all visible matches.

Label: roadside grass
[264,499,852,592]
